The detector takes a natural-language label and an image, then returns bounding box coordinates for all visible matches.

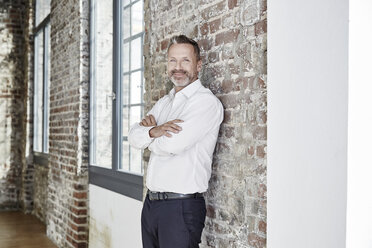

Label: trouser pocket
[181,198,206,247]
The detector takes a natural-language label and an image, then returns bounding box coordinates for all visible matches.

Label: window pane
[91,0,113,168]
[123,0,130,8]
[130,71,142,104]
[123,42,129,73]
[130,37,142,71]
[34,30,44,152]
[130,146,142,174]
[44,24,51,153]
[131,0,143,36]
[122,106,129,137]
[35,0,51,26]
[128,106,142,174]
[122,75,130,105]
[121,141,130,171]
[130,106,142,128]
[123,7,130,39]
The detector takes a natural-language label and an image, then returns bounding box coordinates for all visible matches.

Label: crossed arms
[128,95,223,156]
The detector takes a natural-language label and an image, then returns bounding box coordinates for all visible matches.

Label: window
[121,0,144,174]
[89,0,145,200]
[33,0,50,159]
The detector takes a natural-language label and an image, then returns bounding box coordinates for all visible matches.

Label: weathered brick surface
[0,0,32,212]
[144,0,267,247]
[46,0,90,247]
[33,163,48,221]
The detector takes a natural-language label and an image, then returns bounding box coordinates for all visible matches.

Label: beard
[169,69,195,87]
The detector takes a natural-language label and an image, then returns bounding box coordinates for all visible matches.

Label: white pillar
[267,0,349,247]
[347,1,372,247]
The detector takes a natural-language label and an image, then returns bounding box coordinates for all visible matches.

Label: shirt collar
[169,79,202,99]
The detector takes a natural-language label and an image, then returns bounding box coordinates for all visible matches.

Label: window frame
[89,0,145,201]
[33,0,50,164]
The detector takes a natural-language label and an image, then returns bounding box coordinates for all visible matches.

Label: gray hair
[168,35,201,61]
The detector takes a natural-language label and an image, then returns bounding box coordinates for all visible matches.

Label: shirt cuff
[139,125,155,143]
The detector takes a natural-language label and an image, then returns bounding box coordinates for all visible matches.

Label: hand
[140,115,157,127]
[149,119,184,138]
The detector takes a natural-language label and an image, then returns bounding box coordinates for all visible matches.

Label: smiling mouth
[173,73,185,76]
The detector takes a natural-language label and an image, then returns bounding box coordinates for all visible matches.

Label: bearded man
[128,35,223,248]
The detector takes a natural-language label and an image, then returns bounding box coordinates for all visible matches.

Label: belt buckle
[158,192,168,200]
[148,191,167,201]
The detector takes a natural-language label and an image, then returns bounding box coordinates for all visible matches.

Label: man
[128,35,223,248]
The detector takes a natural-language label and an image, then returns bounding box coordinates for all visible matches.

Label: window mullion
[112,0,122,171]
[43,24,50,153]
[42,26,46,152]
[89,0,97,165]
[128,4,132,172]
[33,34,39,152]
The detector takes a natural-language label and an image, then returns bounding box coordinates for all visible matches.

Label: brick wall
[20,0,35,214]
[33,163,48,221]
[143,0,267,247]
[46,0,90,247]
[0,0,32,211]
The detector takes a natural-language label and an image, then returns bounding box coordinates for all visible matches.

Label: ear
[197,60,202,73]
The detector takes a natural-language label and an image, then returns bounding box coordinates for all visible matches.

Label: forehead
[168,43,195,58]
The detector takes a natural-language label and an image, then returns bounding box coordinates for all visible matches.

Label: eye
[183,58,190,62]
[169,59,176,63]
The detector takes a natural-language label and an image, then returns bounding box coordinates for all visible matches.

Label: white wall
[267,0,349,247]
[88,184,142,248]
[347,1,372,247]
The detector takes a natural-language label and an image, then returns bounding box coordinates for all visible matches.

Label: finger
[164,132,172,137]
[162,125,180,133]
[169,119,184,123]
[145,116,152,123]
[142,118,149,126]
[167,123,182,131]
[149,115,157,125]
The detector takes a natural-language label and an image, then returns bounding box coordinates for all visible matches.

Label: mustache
[171,69,187,75]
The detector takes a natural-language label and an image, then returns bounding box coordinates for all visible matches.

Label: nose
[175,61,182,70]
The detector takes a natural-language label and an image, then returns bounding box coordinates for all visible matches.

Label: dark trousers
[141,194,206,248]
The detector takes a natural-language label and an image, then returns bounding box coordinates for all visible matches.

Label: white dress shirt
[128,79,223,194]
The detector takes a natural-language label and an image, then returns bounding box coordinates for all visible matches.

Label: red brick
[248,233,266,248]
[208,52,219,63]
[197,38,213,51]
[70,207,87,215]
[69,221,87,232]
[209,18,221,34]
[160,39,168,50]
[219,94,239,109]
[228,0,238,9]
[223,110,231,123]
[215,29,240,46]
[73,191,87,199]
[253,126,267,140]
[255,19,267,36]
[71,216,87,224]
[206,205,216,218]
[221,79,233,93]
[200,22,209,35]
[256,145,266,158]
[201,2,226,20]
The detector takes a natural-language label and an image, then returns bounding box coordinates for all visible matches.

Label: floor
[0,211,57,248]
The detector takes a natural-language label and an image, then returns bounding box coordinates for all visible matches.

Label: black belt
[147,191,204,201]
